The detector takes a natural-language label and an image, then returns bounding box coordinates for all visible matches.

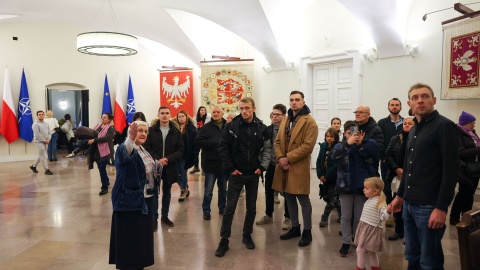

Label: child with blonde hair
[355,177,392,270]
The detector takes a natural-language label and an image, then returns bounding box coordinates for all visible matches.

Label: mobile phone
[350,126,358,135]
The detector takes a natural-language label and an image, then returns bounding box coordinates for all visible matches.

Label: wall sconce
[262,65,272,73]
[287,62,295,71]
[59,100,68,110]
[361,50,375,62]
[406,43,419,57]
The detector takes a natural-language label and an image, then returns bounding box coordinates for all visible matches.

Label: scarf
[93,123,111,157]
[458,124,480,147]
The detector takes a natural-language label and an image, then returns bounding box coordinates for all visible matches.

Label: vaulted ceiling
[0,0,412,69]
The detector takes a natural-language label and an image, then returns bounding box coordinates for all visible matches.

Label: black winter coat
[180,121,199,170]
[358,117,384,152]
[458,127,480,185]
[143,120,184,184]
[385,131,408,182]
[195,119,226,173]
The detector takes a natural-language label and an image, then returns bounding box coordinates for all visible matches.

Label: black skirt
[109,196,154,269]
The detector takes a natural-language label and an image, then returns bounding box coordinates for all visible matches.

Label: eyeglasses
[353,111,369,115]
[272,113,284,117]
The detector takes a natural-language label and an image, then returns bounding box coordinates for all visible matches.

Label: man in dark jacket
[195,106,228,221]
[354,105,384,168]
[377,98,404,204]
[144,106,184,230]
[215,97,271,257]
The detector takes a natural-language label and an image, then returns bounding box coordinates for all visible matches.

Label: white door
[311,61,358,168]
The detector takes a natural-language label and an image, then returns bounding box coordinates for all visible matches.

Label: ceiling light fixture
[76,0,138,56]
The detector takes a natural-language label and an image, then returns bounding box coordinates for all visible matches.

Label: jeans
[47,133,58,160]
[339,194,367,244]
[33,142,48,170]
[285,193,312,230]
[403,201,446,270]
[450,178,480,222]
[202,172,227,214]
[220,174,259,239]
[153,174,173,221]
[97,160,109,190]
[381,161,393,204]
[264,165,276,216]
[177,158,188,190]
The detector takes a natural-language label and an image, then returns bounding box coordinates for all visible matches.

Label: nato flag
[102,74,112,114]
[17,69,34,142]
[126,75,136,124]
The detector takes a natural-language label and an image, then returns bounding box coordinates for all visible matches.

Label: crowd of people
[28,83,479,270]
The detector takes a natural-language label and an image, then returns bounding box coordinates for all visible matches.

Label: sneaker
[282,218,292,230]
[161,216,174,227]
[242,234,255,249]
[256,215,273,225]
[339,243,350,257]
[65,153,75,158]
[45,169,53,175]
[274,196,280,204]
[385,217,395,227]
[153,220,158,232]
[319,215,328,227]
[215,239,229,257]
[99,189,108,196]
[203,213,211,220]
[178,189,186,202]
[29,165,38,173]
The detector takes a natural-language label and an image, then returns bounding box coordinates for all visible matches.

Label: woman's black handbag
[463,161,480,178]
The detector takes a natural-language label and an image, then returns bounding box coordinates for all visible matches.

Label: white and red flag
[0,68,19,143]
[113,75,126,133]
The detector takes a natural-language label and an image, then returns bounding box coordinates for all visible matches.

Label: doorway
[46,83,89,128]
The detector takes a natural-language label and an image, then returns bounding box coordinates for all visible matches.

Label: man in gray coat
[30,111,53,175]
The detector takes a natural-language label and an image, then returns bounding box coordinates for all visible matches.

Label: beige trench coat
[272,113,318,195]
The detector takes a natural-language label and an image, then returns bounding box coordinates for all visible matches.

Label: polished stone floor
[0,153,477,269]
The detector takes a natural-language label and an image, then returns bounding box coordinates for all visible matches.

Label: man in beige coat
[272,90,318,247]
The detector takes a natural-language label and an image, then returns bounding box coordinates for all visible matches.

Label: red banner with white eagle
[159,71,194,117]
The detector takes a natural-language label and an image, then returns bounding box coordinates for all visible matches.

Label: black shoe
[30,165,38,173]
[203,213,211,220]
[280,225,301,240]
[319,215,328,227]
[45,169,53,175]
[388,233,404,241]
[339,243,350,257]
[161,216,174,227]
[153,220,158,232]
[215,239,229,257]
[298,229,312,247]
[49,159,53,162]
[99,189,108,195]
[242,234,255,249]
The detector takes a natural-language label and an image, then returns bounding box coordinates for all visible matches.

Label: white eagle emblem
[162,76,190,109]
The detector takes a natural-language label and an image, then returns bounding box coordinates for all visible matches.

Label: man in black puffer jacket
[215,97,271,257]
[195,106,228,221]
[354,105,384,171]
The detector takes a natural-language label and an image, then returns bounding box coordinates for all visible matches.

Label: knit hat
[458,111,476,126]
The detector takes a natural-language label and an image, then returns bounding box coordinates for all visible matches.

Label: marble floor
[0,152,477,270]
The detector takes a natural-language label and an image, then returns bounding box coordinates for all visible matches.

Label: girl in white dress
[354,177,392,270]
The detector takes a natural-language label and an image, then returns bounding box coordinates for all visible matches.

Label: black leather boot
[298,229,312,246]
[280,225,301,240]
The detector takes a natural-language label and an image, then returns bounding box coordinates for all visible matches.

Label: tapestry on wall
[159,70,194,117]
[441,16,480,99]
[200,63,254,113]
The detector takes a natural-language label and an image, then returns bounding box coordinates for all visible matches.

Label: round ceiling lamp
[77,31,138,56]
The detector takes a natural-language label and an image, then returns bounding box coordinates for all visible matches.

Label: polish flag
[0,68,19,143]
[113,76,126,133]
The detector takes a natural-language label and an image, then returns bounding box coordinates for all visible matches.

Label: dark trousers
[450,178,480,222]
[97,160,109,190]
[381,161,393,204]
[220,174,259,239]
[153,174,173,221]
[393,193,404,234]
[265,165,290,218]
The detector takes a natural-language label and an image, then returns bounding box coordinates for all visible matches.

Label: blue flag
[17,69,34,142]
[102,74,112,114]
[126,75,137,124]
